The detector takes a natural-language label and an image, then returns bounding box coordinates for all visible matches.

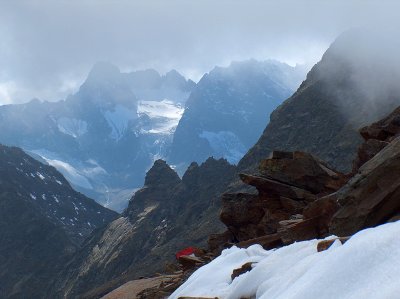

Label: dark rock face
[0,144,117,299]
[239,30,400,174]
[169,60,306,171]
[52,158,236,298]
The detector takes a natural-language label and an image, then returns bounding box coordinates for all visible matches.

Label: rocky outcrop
[213,104,400,254]
[330,136,400,236]
[211,151,347,253]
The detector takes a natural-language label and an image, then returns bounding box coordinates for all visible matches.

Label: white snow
[30,150,93,190]
[36,172,45,180]
[199,130,246,164]
[104,105,136,140]
[57,117,88,138]
[170,221,400,299]
[137,100,184,134]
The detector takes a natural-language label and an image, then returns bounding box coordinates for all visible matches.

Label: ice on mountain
[57,117,88,138]
[104,104,136,140]
[137,100,184,134]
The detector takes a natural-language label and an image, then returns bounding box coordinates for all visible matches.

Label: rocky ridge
[51,157,236,298]
[0,144,117,299]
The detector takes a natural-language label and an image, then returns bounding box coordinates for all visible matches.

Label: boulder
[231,262,254,280]
[359,106,400,141]
[259,151,347,194]
[352,139,388,172]
[330,136,400,236]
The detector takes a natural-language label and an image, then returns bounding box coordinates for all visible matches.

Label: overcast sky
[0,0,398,104]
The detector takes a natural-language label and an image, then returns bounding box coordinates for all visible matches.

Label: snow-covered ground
[170,221,400,299]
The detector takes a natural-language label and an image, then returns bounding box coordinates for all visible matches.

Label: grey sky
[0,0,398,104]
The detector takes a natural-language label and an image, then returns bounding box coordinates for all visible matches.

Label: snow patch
[171,221,400,299]
[57,117,88,138]
[30,150,93,190]
[36,172,45,180]
[104,105,136,140]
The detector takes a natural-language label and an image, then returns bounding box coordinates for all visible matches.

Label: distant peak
[86,61,121,83]
[144,159,181,186]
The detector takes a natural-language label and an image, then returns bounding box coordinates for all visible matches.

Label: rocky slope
[239,29,400,174]
[210,102,400,255]
[168,60,306,172]
[0,144,117,299]
[51,158,236,298]
[0,63,194,211]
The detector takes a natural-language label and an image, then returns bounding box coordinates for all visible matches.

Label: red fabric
[176,247,195,259]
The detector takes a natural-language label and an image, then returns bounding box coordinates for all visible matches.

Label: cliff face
[53,158,236,298]
[239,30,400,173]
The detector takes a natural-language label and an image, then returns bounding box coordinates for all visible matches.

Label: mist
[0,0,399,104]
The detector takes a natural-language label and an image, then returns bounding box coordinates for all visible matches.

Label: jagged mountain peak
[86,61,121,82]
[144,159,181,187]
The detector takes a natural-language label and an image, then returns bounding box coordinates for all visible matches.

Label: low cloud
[0,0,399,103]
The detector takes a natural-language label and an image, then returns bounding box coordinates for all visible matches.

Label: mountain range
[0,60,305,211]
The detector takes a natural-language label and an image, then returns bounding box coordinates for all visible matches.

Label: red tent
[175,247,196,259]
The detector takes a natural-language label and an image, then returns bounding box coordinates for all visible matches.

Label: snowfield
[137,100,184,134]
[170,221,400,299]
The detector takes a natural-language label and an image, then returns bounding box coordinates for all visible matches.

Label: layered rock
[212,151,347,253]
[214,104,400,254]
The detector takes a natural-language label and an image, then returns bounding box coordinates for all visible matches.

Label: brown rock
[359,106,400,141]
[352,139,388,172]
[317,237,350,252]
[259,151,347,194]
[302,195,339,237]
[277,218,319,245]
[330,136,400,236]
[208,231,234,254]
[231,262,253,280]
[239,173,316,202]
[237,233,283,250]
[177,255,204,271]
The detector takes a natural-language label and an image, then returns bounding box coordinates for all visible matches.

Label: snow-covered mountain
[168,60,307,173]
[0,60,305,211]
[0,62,193,211]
